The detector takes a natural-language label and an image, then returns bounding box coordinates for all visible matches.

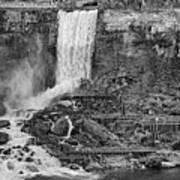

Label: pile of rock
[0,102,6,116]
[0,120,10,145]
[21,101,122,169]
[0,132,9,145]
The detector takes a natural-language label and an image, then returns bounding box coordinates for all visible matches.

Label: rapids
[0,110,99,180]
[0,9,98,180]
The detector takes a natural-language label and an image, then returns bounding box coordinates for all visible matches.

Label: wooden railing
[0,2,58,10]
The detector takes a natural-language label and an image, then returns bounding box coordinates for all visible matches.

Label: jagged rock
[172,141,180,150]
[31,119,51,138]
[145,155,162,169]
[85,161,103,171]
[7,161,15,170]
[0,132,10,145]
[25,175,77,180]
[161,161,176,168]
[104,156,128,168]
[26,165,39,173]
[168,106,180,115]
[67,163,81,170]
[51,116,70,136]
[83,119,120,146]
[0,120,10,128]
[0,102,6,116]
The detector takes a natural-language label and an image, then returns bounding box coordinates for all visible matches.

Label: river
[100,168,180,180]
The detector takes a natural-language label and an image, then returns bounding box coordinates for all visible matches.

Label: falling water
[0,9,98,180]
[56,9,97,84]
[23,9,98,110]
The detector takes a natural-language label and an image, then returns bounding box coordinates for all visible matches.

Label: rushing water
[56,10,97,84]
[20,9,98,110]
[0,9,98,180]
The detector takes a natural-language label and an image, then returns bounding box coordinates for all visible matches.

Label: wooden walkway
[69,148,156,155]
[0,2,58,10]
[61,95,117,101]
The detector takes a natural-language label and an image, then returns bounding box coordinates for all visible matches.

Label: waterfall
[22,9,98,110]
[56,9,98,84]
[0,9,99,180]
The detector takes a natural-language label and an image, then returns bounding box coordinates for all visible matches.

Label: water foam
[0,111,98,180]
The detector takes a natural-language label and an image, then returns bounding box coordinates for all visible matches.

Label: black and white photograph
[0,0,180,180]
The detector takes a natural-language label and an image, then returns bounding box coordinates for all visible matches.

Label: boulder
[0,102,6,116]
[0,132,10,145]
[172,140,180,150]
[7,161,15,170]
[145,155,162,169]
[168,107,180,115]
[85,161,103,171]
[28,119,51,139]
[0,120,10,128]
[104,156,128,168]
[26,165,39,172]
[51,116,70,136]
[161,161,176,168]
[83,119,120,146]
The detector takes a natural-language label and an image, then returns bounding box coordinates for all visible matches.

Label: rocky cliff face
[0,0,180,112]
[94,9,180,93]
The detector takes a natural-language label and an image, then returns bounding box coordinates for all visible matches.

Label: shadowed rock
[0,102,6,116]
[172,141,180,150]
[0,120,10,128]
[0,132,9,145]
[51,116,71,137]
[83,118,120,146]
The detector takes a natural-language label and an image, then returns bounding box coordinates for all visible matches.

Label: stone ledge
[103,9,180,32]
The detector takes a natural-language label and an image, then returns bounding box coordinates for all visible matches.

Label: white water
[56,9,97,83]
[0,9,98,180]
[0,110,99,180]
[19,9,98,110]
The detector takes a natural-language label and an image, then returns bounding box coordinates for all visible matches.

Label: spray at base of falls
[0,9,98,180]
[21,78,80,110]
[0,106,98,180]
[5,9,98,111]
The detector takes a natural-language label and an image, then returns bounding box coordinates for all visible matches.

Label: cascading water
[22,9,98,110]
[0,9,98,180]
[56,9,97,83]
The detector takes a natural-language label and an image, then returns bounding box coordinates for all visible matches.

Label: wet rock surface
[22,103,121,150]
[0,102,6,116]
[82,119,120,146]
[0,132,9,145]
[172,141,180,150]
[21,96,126,169]
[25,175,79,180]
[0,120,10,128]
[1,0,180,176]
[20,91,180,171]
[51,116,70,136]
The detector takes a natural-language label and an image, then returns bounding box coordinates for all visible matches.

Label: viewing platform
[0,2,58,10]
[0,1,98,11]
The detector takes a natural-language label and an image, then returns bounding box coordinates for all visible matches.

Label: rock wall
[93,9,180,95]
[1,0,180,111]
